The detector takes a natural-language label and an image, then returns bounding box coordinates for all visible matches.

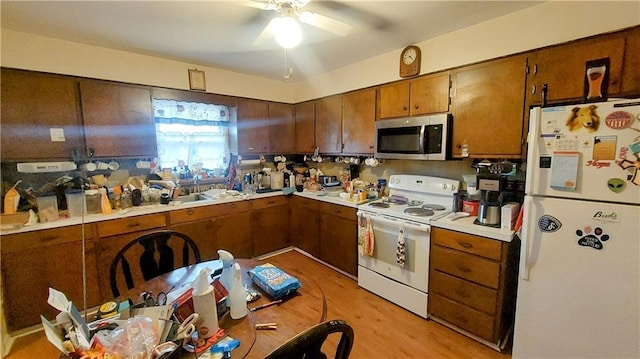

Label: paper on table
[130,305,173,343]
[41,315,69,354]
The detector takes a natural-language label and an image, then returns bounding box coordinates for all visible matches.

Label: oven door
[358,211,430,292]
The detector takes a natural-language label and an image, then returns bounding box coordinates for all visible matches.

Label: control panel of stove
[388,174,458,195]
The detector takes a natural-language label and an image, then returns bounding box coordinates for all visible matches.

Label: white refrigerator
[513,99,640,358]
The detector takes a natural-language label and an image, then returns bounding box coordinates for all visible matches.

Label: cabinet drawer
[432,227,502,260]
[429,270,498,315]
[96,213,166,237]
[252,196,288,210]
[169,205,217,224]
[429,293,496,342]
[207,200,251,217]
[1,225,91,254]
[431,246,501,289]
[292,196,319,211]
[320,202,356,220]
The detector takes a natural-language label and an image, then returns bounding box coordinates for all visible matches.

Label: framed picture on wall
[188,69,206,91]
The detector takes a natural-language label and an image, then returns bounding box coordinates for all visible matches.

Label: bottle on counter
[100,188,112,214]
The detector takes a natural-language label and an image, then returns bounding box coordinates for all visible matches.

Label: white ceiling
[1,0,543,82]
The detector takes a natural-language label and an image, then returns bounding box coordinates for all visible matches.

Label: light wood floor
[5,250,511,359]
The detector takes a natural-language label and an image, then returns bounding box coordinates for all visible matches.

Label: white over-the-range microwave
[374,113,451,160]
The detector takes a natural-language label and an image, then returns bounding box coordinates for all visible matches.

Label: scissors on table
[170,313,199,341]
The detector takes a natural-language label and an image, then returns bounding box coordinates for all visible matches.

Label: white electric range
[357,174,459,318]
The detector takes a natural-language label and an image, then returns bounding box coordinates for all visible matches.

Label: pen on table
[250,299,282,311]
[255,322,277,330]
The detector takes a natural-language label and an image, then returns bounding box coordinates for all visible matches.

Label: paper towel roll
[192,285,219,339]
[239,159,261,166]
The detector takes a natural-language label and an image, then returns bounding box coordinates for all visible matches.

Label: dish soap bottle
[229,263,247,319]
[217,249,234,306]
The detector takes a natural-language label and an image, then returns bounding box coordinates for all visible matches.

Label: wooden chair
[265,319,354,359]
[109,230,202,298]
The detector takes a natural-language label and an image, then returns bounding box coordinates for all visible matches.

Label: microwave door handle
[419,125,426,153]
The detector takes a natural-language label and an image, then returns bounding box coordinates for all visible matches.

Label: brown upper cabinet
[377,73,451,119]
[237,98,269,155]
[342,88,376,154]
[526,37,625,107]
[1,68,84,161]
[451,55,528,159]
[315,95,343,154]
[80,79,156,158]
[268,102,295,154]
[294,101,315,154]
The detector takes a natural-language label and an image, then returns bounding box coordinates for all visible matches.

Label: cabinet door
[319,207,357,276]
[342,89,376,154]
[268,102,295,154]
[80,80,156,158]
[170,219,217,261]
[409,73,450,115]
[216,211,253,258]
[1,68,83,161]
[237,99,269,154]
[377,82,410,119]
[621,27,640,96]
[528,37,625,105]
[451,55,527,158]
[252,203,290,256]
[290,196,320,257]
[294,101,315,153]
[1,240,100,331]
[315,95,343,154]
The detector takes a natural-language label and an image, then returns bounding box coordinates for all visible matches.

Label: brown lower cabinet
[290,196,320,257]
[252,196,290,256]
[319,202,358,276]
[428,227,520,347]
[0,226,101,331]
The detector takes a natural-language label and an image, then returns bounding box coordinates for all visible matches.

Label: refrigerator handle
[525,107,541,195]
[519,195,534,280]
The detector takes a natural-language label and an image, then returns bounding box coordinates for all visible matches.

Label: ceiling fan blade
[298,11,352,37]
[253,17,278,46]
[241,0,278,11]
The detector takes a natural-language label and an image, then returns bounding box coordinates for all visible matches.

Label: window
[153,99,231,172]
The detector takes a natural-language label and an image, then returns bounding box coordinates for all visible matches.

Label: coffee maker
[475,174,505,227]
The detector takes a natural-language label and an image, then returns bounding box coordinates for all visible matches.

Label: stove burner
[369,202,390,208]
[404,207,435,217]
[422,204,447,211]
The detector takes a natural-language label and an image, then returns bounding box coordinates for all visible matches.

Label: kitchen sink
[174,193,211,202]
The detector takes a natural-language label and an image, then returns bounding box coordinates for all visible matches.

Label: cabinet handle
[456,144,462,149]
[127,223,141,228]
[533,64,538,75]
[248,147,254,152]
[41,236,60,242]
[456,264,472,273]
[402,106,407,111]
[267,200,276,205]
[414,105,419,110]
[531,84,537,95]
[453,313,468,324]
[457,241,473,249]
[454,287,470,298]
[231,204,237,208]
[187,210,194,215]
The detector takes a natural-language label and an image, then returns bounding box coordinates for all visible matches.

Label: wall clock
[399,45,421,78]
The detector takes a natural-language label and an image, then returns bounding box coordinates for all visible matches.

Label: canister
[65,189,85,218]
[84,190,102,214]
[37,193,59,222]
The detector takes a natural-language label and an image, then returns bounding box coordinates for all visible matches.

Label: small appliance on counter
[474,174,505,227]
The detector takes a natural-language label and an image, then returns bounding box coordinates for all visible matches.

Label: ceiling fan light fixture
[274,16,302,48]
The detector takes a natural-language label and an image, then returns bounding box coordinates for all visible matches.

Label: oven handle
[358,212,431,232]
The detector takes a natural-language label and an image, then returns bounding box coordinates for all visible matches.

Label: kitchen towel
[396,225,405,266]
[364,217,374,256]
[357,214,366,255]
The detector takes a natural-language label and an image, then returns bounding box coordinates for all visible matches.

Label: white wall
[1,2,638,103]
[293,1,640,101]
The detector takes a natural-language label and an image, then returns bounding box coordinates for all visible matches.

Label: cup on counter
[136,160,151,169]
[108,161,119,170]
[82,162,97,172]
[95,161,109,170]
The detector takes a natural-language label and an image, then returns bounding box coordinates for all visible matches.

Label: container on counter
[462,199,479,216]
[85,190,102,214]
[37,193,59,222]
[65,189,85,218]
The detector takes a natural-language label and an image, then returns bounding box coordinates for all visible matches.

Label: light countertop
[1,188,364,235]
[432,215,517,242]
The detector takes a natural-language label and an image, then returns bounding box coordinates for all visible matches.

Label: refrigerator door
[513,196,639,358]
[526,100,640,205]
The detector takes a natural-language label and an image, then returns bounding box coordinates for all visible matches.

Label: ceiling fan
[244,0,354,48]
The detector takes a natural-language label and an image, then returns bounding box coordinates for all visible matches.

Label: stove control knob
[441,183,449,190]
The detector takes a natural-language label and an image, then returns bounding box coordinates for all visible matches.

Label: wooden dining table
[115,258,328,358]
